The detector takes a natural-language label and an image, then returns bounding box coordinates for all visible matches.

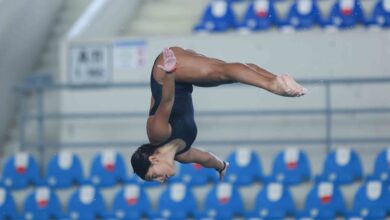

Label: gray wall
[0,0,63,146]
[59,29,390,146]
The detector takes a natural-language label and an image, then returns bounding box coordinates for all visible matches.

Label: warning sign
[68,44,111,85]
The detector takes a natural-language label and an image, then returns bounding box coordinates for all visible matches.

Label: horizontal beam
[23,137,390,148]
[16,77,390,91]
[24,108,390,120]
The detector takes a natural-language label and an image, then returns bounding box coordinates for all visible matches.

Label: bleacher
[1,147,390,219]
[193,0,390,33]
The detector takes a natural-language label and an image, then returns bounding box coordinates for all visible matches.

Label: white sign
[113,40,146,71]
[69,44,111,85]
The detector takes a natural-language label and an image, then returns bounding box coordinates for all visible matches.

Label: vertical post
[18,89,26,151]
[37,88,45,171]
[325,82,332,153]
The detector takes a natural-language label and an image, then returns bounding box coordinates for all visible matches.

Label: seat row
[1,146,390,189]
[1,180,390,220]
[194,0,390,33]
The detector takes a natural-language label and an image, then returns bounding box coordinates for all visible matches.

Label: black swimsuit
[149,70,198,156]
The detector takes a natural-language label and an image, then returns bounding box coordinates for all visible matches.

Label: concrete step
[124,0,210,36]
[129,18,194,35]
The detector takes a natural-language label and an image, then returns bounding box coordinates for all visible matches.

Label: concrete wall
[0,0,63,146]
[58,29,390,148]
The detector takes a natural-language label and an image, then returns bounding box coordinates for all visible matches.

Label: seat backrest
[325,0,365,28]
[271,147,311,185]
[24,186,62,220]
[253,182,296,218]
[90,149,127,187]
[304,181,346,218]
[203,182,245,219]
[2,152,41,189]
[112,184,151,219]
[285,0,321,28]
[46,150,84,188]
[157,182,197,219]
[321,147,363,184]
[194,0,238,32]
[243,0,279,25]
[353,180,390,217]
[225,147,263,185]
[67,184,106,220]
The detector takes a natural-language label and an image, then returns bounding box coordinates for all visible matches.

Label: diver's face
[145,160,176,183]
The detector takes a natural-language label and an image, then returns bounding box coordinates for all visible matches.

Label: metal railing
[16,76,390,164]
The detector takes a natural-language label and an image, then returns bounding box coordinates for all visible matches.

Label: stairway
[123,0,210,36]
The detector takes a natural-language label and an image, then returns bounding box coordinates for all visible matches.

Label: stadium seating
[224,147,263,186]
[66,184,108,220]
[46,150,84,188]
[89,149,127,187]
[23,186,62,220]
[268,147,311,186]
[151,182,197,219]
[238,0,280,32]
[2,152,41,189]
[0,185,19,219]
[169,162,218,186]
[348,179,390,219]
[2,147,390,219]
[366,0,390,28]
[371,147,390,184]
[194,0,238,33]
[323,0,365,30]
[195,182,245,219]
[110,183,151,219]
[247,182,296,219]
[317,147,363,185]
[299,181,346,219]
[282,0,322,31]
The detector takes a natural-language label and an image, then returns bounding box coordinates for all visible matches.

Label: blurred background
[0,0,390,219]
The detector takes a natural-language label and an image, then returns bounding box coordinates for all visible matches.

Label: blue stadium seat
[238,0,280,32]
[66,184,107,220]
[371,147,390,184]
[46,150,84,189]
[194,0,238,33]
[2,152,41,189]
[169,163,218,186]
[323,0,365,30]
[299,181,346,219]
[247,182,296,219]
[269,147,311,186]
[225,148,263,186]
[282,0,322,30]
[366,0,390,28]
[348,179,390,219]
[23,186,62,220]
[111,184,151,220]
[89,150,127,187]
[0,185,19,219]
[195,182,244,219]
[317,147,363,185]
[150,182,197,219]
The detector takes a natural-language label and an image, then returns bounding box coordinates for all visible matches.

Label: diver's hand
[157,48,177,73]
[217,161,229,181]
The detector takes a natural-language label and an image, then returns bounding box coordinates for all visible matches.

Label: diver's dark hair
[131,143,159,180]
